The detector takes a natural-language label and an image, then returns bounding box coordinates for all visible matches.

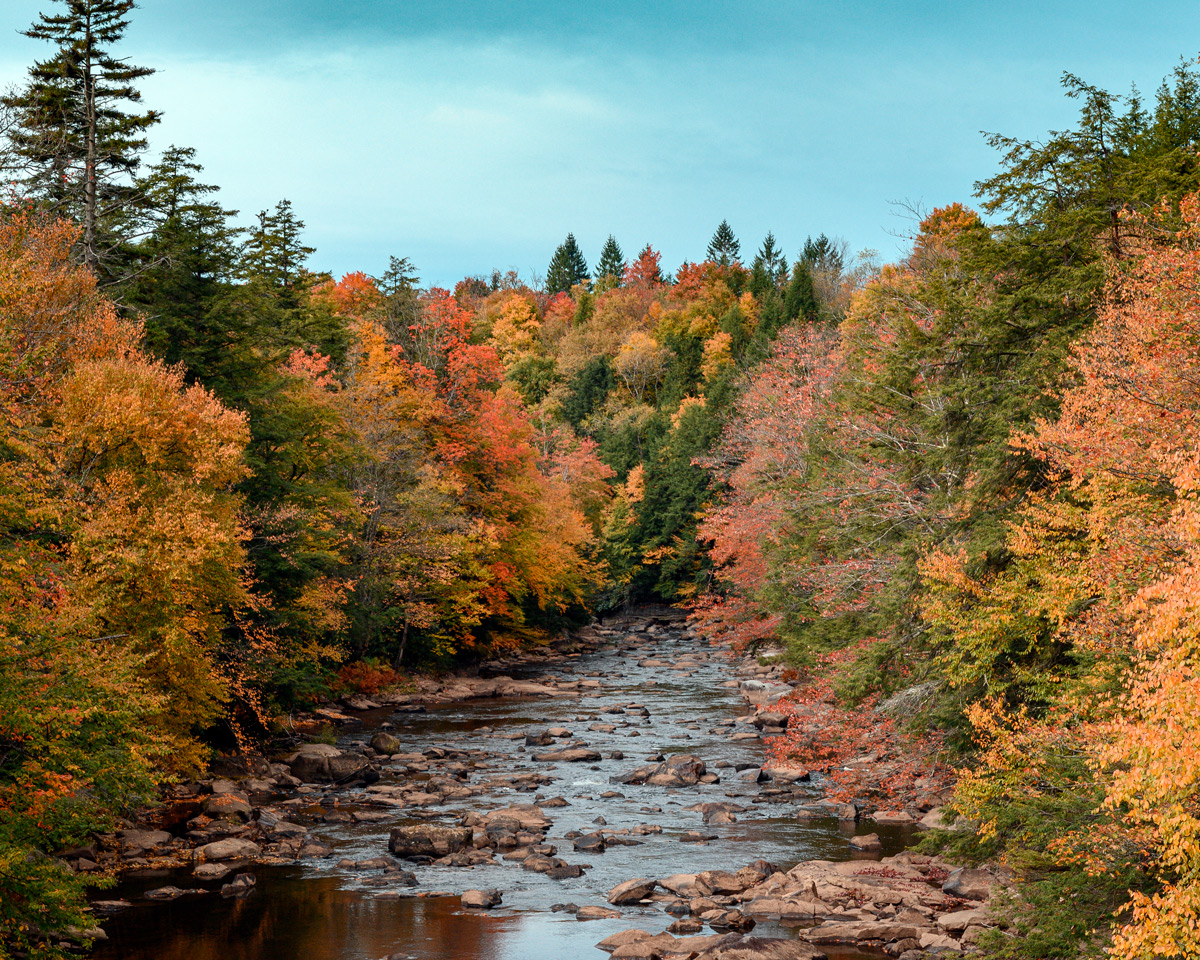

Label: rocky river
[83,615,996,960]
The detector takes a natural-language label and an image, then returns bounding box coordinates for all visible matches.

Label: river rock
[482,804,552,831]
[201,796,250,825]
[751,710,789,730]
[91,901,132,915]
[370,732,401,755]
[532,747,602,762]
[942,866,994,900]
[197,838,260,861]
[596,930,654,952]
[694,936,825,959]
[119,829,173,854]
[287,743,370,783]
[144,886,195,901]
[578,906,622,920]
[388,825,472,859]
[695,870,751,896]
[938,906,989,931]
[615,754,706,786]
[848,833,882,852]
[461,889,502,908]
[220,873,256,898]
[608,877,658,905]
[661,873,699,896]
[574,832,606,853]
[192,862,232,881]
[871,809,915,824]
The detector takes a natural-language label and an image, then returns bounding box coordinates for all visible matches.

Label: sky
[1,0,1197,288]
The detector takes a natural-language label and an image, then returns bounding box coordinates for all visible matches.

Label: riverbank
[80,615,999,960]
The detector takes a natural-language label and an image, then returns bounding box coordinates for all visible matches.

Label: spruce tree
[750,231,788,298]
[783,259,820,324]
[2,0,160,276]
[706,219,741,266]
[124,145,245,381]
[545,232,589,294]
[594,234,626,287]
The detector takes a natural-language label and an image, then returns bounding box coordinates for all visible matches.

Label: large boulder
[370,732,401,755]
[202,793,252,822]
[608,877,658,905]
[615,754,706,787]
[461,889,502,909]
[482,804,552,831]
[197,838,260,861]
[942,866,994,900]
[388,824,472,860]
[287,743,370,783]
[532,747,602,763]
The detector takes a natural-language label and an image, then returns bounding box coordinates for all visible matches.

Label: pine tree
[783,259,820,324]
[1,0,160,276]
[750,231,788,298]
[242,199,315,292]
[125,146,244,374]
[594,235,626,288]
[545,232,589,294]
[706,219,741,266]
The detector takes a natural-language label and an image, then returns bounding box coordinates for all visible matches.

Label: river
[90,618,906,960]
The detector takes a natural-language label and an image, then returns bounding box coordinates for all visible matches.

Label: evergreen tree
[545,232,589,294]
[783,259,819,324]
[376,254,421,344]
[801,233,844,275]
[594,234,626,288]
[242,199,315,293]
[706,219,741,266]
[749,231,787,298]
[124,146,245,377]
[1,0,159,276]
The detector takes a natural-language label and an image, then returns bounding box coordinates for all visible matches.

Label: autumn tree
[0,210,250,953]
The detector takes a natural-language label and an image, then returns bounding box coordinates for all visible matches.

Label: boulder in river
[533,747,602,762]
[607,877,658,905]
[573,832,606,853]
[197,838,260,861]
[287,743,370,783]
[388,825,472,860]
[370,732,401,755]
[461,889,502,909]
[482,804,552,831]
[615,754,706,787]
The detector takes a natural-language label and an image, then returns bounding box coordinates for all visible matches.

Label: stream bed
[90,620,907,960]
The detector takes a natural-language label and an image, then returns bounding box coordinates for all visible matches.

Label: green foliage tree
[706,219,741,265]
[124,146,245,375]
[1,0,159,277]
[545,232,589,294]
[594,234,625,288]
[749,231,787,297]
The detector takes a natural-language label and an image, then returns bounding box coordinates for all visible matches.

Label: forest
[3,2,1200,959]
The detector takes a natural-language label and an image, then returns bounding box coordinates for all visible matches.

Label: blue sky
[2,1,1197,287]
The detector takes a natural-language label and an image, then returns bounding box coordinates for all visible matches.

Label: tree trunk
[393,614,410,671]
[82,11,97,269]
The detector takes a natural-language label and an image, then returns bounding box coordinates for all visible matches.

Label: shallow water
[91,626,903,960]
